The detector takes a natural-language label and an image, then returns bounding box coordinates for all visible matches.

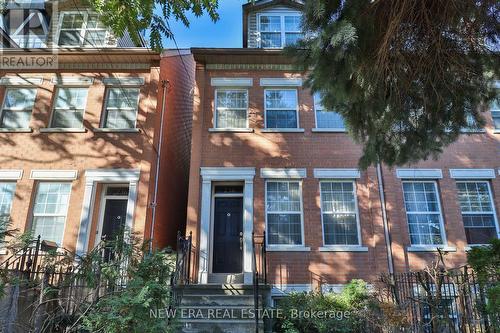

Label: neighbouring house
[176,0,500,302]
[0,0,191,257]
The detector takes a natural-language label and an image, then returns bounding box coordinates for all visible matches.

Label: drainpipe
[376,163,394,275]
[150,79,169,252]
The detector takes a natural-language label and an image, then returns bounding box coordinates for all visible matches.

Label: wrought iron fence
[379,266,497,333]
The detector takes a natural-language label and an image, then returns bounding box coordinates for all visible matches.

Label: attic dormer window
[259,13,302,48]
[58,12,115,47]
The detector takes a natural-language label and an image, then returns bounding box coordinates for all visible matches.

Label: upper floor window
[2,9,49,48]
[259,14,302,48]
[215,90,248,129]
[491,98,500,132]
[0,88,36,129]
[320,181,360,245]
[102,88,140,129]
[58,12,113,47]
[402,181,445,246]
[51,87,88,129]
[265,89,298,129]
[314,93,345,130]
[456,181,498,245]
[32,182,71,245]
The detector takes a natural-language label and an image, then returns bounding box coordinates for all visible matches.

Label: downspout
[150,79,169,252]
[376,163,394,275]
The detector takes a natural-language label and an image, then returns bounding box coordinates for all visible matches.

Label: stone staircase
[174,284,270,333]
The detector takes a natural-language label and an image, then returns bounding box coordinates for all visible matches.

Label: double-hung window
[32,182,71,245]
[402,181,445,246]
[456,181,498,245]
[102,88,140,129]
[259,14,302,48]
[0,182,16,244]
[266,181,303,245]
[0,88,36,129]
[320,181,360,245]
[314,93,345,130]
[58,12,111,47]
[265,89,298,129]
[51,87,88,129]
[491,98,500,132]
[215,90,248,129]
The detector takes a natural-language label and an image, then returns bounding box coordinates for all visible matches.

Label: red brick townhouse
[177,0,500,299]
[0,0,191,256]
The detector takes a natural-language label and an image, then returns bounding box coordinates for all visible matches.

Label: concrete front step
[178,319,263,333]
[175,283,267,296]
[181,294,258,307]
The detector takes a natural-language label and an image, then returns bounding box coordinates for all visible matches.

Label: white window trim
[6,11,49,48]
[319,180,363,247]
[30,182,73,246]
[313,94,346,132]
[456,180,500,245]
[396,169,443,179]
[0,87,36,129]
[100,87,140,130]
[30,170,78,180]
[260,168,307,179]
[49,87,89,129]
[265,179,306,248]
[0,170,23,180]
[449,169,496,179]
[402,180,448,249]
[213,88,250,130]
[257,12,302,49]
[314,169,360,179]
[0,77,43,86]
[260,78,302,87]
[56,11,116,48]
[211,78,253,87]
[264,88,300,130]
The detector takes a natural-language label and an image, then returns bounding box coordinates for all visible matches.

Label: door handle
[239,232,243,251]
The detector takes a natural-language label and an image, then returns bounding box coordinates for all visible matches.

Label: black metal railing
[252,232,267,333]
[380,266,496,333]
[171,231,193,287]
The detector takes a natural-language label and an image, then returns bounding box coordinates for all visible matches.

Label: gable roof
[242,0,304,48]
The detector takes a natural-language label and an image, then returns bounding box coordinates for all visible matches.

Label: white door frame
[199,167,255,284]
[76,169,140,258]
[94,184,130,246]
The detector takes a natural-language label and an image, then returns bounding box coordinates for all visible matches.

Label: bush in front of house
[273,279,371,333]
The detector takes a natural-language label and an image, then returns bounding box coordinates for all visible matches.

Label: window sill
[0,128,33,133]
[319,246,368,252]
[464,244,492,251]
[39,128,87,133]
[94,128,140,133]
[261,128,305,133]
[266,246,311,252]
[311,128,346,133]
[0,249,7,255]
[407,246,456,252]
[493,130,500,134]
[208,128,254,133]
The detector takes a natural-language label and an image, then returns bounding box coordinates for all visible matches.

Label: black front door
[101,199,128,241]
[212,197,243,273]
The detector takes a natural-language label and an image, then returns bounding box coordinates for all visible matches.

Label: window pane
[284,16,300,31]
[52,110,84,128]
[323,214,358,245]
[55,88,88,109]
[3,88,36,110]
[32,183,71,245]
[260,16,281,32]
[284,33,302,46]
[217,109,247,128]
[216,91,247,109]
[316,111,345,129]
[266,90,297,109]
[61,13,85,29]
[266,110,297,128]
[403,182,444,245]
[105,110,137,129]
[58,31,82,46]
[1,110,32,128]
[266,181,303,245]
[261,32,281,48]
[104,88,139,129]
[84,30,107,46]
[492,111,500,130]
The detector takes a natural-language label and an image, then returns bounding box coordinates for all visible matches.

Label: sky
[163,0,248,49]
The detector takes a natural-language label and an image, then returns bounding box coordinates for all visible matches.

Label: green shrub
[273,279,370,333]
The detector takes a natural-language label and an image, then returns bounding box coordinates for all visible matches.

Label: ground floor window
[266,181,303,245]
